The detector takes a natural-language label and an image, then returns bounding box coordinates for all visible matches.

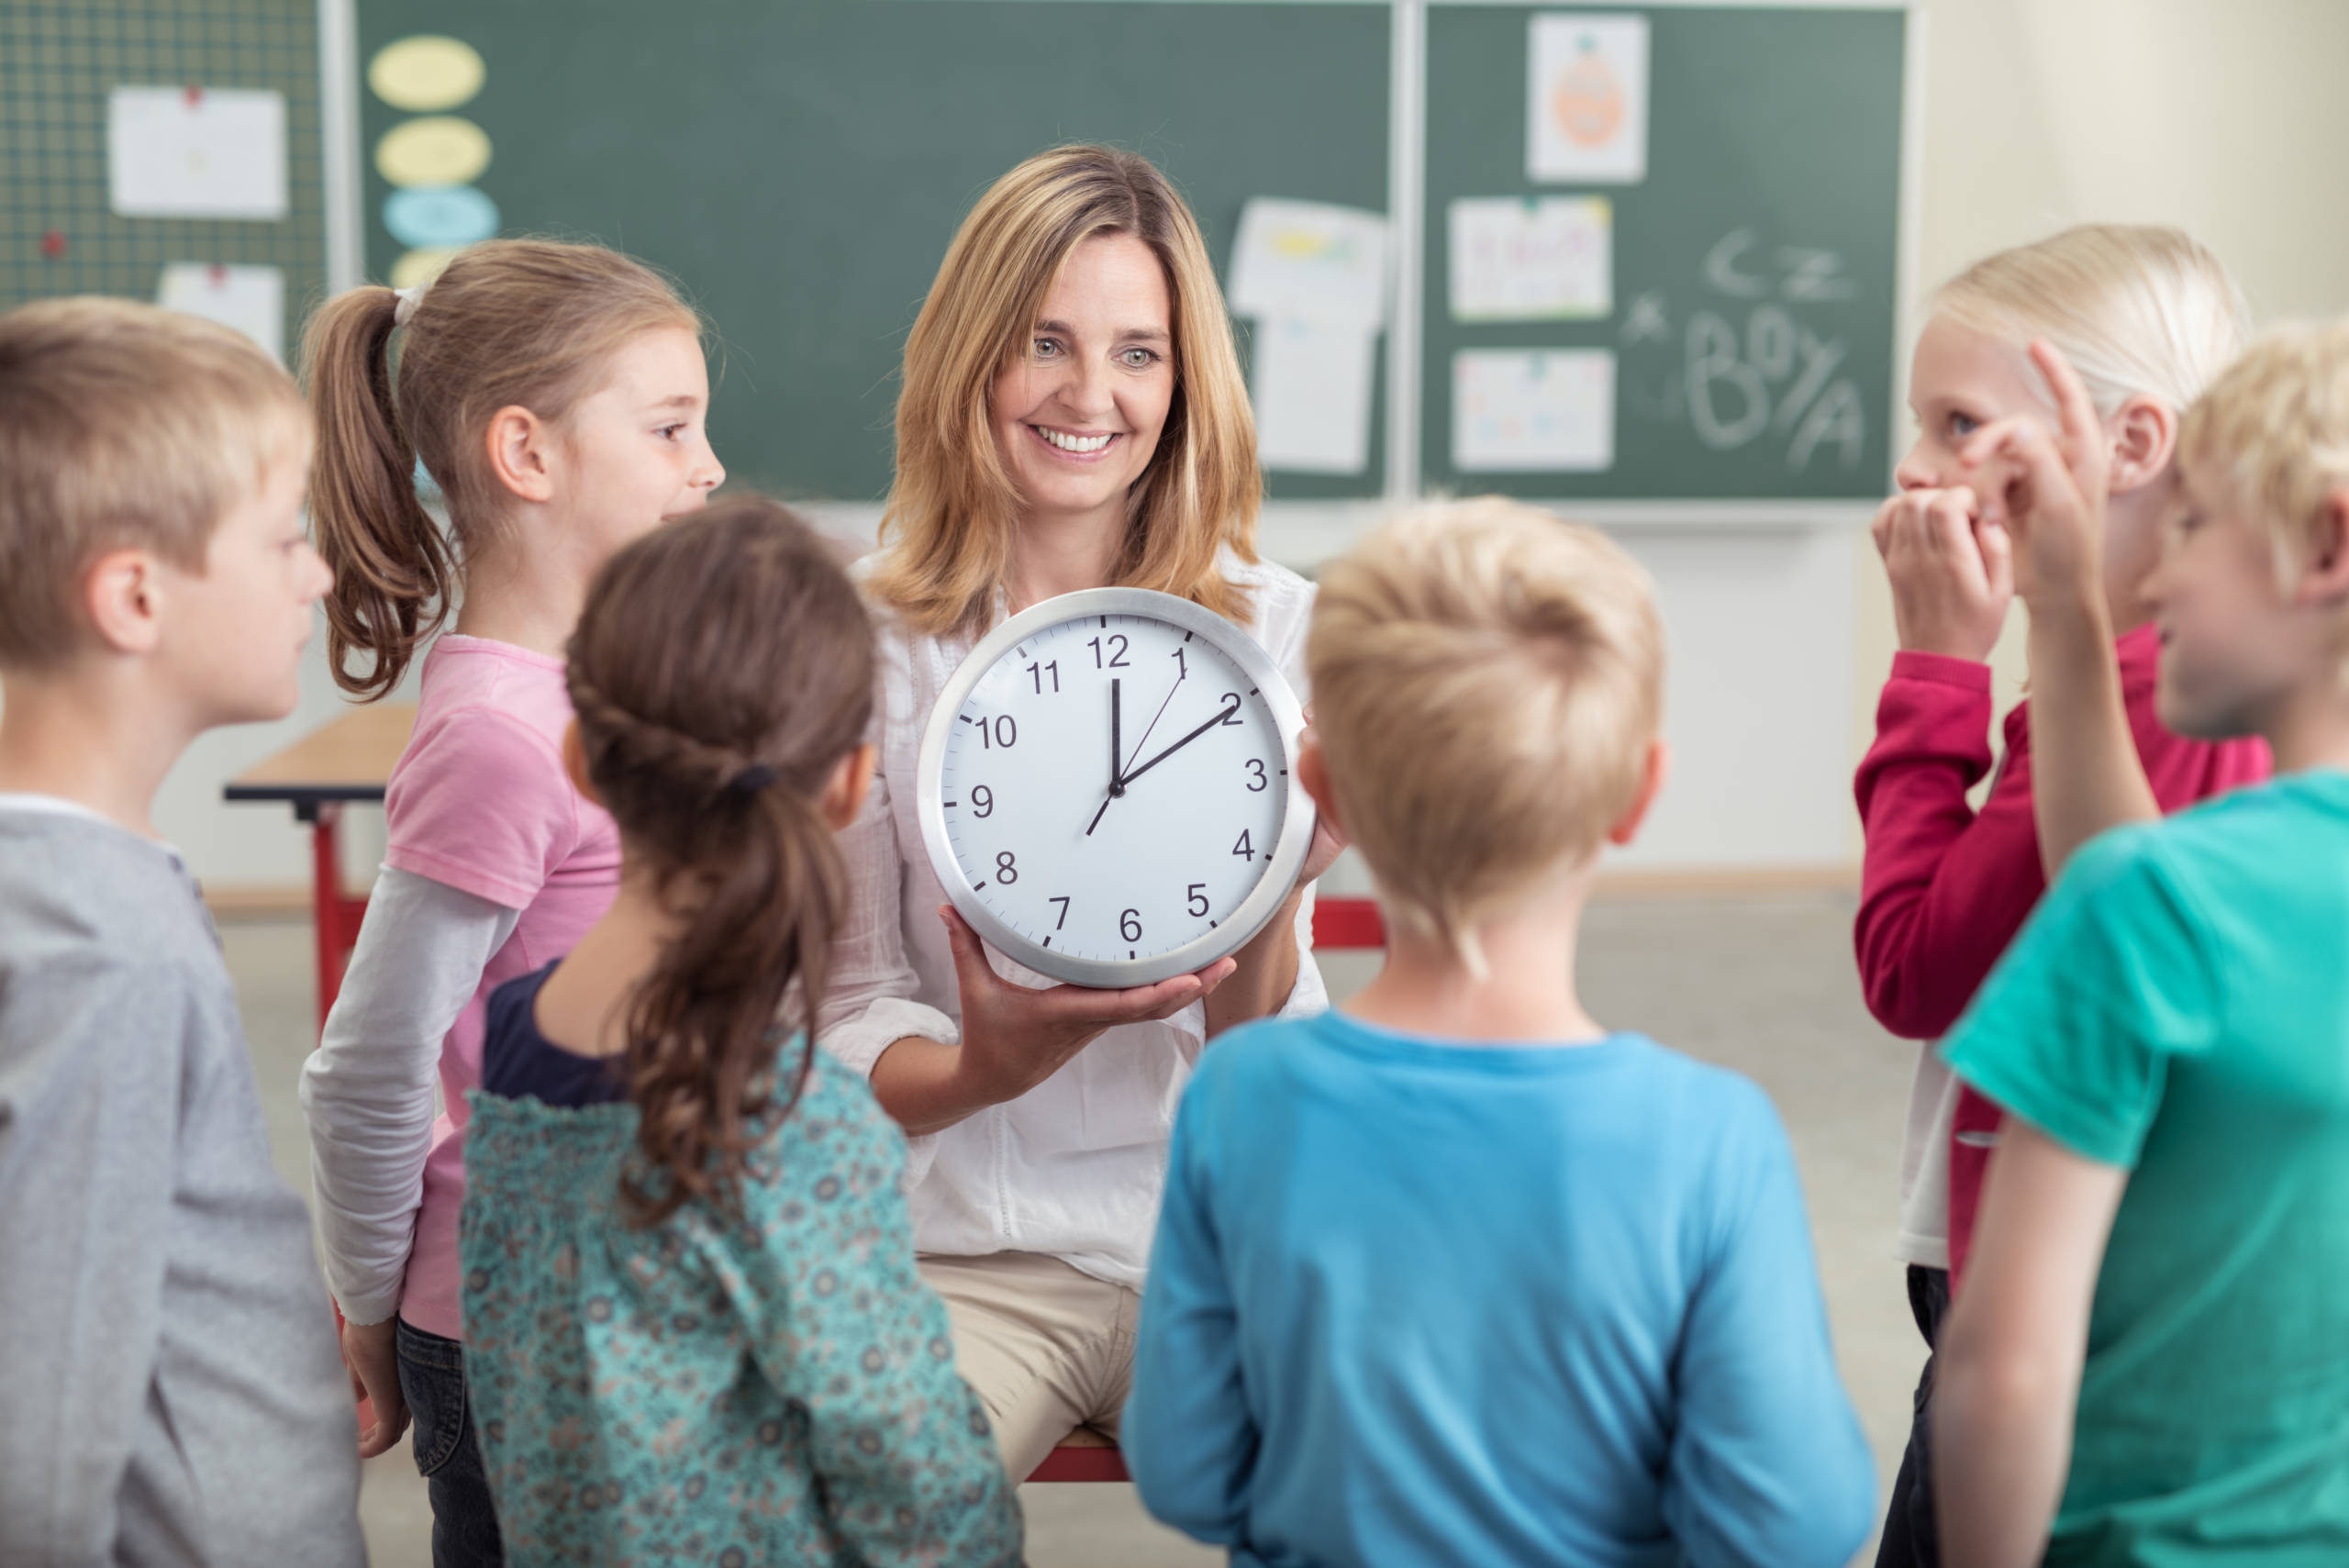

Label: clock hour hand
[1118,693,1242,789]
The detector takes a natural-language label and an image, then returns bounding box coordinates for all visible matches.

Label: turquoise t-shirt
[1943,770,2349,1563]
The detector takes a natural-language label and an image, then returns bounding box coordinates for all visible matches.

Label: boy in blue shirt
[1124,498,1876,1567]
[1934,326,2349,1565]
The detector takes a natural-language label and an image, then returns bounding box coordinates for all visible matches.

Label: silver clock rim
[914,585,1317,989]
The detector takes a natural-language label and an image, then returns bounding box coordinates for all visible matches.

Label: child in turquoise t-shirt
[1932,326,2349,1563]
[1125,500,1875,1568]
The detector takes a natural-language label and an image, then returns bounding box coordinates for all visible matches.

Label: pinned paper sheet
[1252,316,1376,476]
[1528,14,1649,185]
[1450,196,1611,321]
[108,87,286,220]
[157,263,284,364]
[1229,199,1390,329]
[1454,349,1615,472]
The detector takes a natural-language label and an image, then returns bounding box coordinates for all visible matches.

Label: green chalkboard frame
[1419,2,1908,503]
[353,0,1393,504]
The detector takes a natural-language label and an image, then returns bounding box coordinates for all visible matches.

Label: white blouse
[818,552,1328,1290]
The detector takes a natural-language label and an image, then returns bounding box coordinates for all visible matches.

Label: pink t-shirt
[384,635,621,1339]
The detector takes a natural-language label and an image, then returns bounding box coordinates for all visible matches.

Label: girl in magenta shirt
[297,239,723,1565]
[1853,225,2266,1568]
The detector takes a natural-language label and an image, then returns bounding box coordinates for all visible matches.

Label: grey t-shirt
[0,801,362,1567]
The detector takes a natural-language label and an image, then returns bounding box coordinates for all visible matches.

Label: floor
[223,889,1919,1567]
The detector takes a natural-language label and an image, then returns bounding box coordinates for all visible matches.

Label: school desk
[224,702,417,1033]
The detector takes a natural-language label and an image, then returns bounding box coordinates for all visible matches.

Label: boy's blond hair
[0,296,306,668]
[1932,224,2248,417]
[2181,318,2349,605]
[1308,497,1664,964]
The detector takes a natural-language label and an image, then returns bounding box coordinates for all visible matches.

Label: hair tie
[393,284,426,328]
[727,762,778,796]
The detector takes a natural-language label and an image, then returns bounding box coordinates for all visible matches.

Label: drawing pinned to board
[108,87,287,219]
[1527,14,1648,185]
[1227,197,1389,476]
[157,263,284,363]
[367,36,484,113]
[1252,315,1377,475]
[1449,196,1611,321]
[1454,349,1614,472]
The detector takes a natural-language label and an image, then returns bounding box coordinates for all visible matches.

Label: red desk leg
[306,803,373,1035]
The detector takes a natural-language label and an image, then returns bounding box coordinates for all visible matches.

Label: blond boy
[0,299,362,1565]
[1934,325,2349,1566]
[1123,498,1875,1568]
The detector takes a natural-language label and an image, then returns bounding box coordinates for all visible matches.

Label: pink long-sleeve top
[1853,623,2269,1286]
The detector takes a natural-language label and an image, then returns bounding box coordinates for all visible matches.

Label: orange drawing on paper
[1551,36,1623,148]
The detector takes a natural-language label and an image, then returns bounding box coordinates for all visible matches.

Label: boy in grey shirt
[0,299,362,1566]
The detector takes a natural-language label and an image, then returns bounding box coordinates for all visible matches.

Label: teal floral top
[459,1023,1019,1567]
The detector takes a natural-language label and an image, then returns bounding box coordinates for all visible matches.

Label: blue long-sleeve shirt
[1124,1010,1874,1568]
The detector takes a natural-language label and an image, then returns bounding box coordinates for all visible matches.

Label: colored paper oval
[374,117,491,189]
[390,246,461,291]
[367,36,484,112]
[384,185,497,250]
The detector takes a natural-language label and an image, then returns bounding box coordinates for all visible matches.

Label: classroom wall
[127,0,2349,893]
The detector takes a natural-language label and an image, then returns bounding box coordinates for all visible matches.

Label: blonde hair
[0,296,306,669]
[1932,223,2249,417]
[864,144,1262,636]
[302,238,701,698]
[1308,497,1664,968]
[2181,318,2349,601]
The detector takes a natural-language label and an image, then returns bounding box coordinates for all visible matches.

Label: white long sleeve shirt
[819,554,1327,1289]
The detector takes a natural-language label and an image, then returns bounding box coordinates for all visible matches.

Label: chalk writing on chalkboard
[1619,227,1868,474]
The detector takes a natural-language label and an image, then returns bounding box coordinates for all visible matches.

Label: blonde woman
[820,145,1339,1477]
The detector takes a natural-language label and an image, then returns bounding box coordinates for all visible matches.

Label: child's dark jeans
[395,1318,505,1568]
[1875,1264,1952,1568]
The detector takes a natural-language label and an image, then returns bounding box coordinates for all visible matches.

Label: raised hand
[1871,484,2013,662]
[1957,338,2112,617]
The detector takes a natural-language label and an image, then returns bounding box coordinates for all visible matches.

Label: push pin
[39,229,66,259]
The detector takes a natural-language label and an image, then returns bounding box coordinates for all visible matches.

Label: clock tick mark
[1248,687,1259,695]
[1129,950,1136,960]
[973,881,987,891]
[1099,616,1108,628]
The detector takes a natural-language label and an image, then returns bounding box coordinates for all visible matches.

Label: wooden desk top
[224,702,417,806]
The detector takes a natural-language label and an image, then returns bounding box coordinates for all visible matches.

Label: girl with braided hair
[296,238,724,1563]
[456,497,1020,1565]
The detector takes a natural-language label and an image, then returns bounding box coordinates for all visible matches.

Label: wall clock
[916,586,1316,987]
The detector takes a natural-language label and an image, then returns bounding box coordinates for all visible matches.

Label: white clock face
[925,596,1306,984]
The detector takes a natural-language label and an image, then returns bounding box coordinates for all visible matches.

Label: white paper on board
[1527,14,1649,185]
[1252,315,1377,476]
[1229,199,1390,329]
[1453,349,1615,472]
[1449,196,1612,321]
[157,263,285,364]
[109,87,287,220]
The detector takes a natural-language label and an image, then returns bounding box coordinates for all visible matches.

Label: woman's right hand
[939,904,1237,1112]
[342,1316,410,1459]
[1871,484,2014,662]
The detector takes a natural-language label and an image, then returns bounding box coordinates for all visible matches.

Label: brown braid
[565,495,874,1226]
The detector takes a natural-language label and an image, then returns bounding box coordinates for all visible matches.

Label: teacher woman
[819,144,1337,1477]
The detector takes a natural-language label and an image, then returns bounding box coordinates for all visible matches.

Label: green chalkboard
[1422,5,1906,500]
[356,0,1391,503]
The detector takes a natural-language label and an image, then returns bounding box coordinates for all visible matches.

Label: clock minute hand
[1085,679,1122,838]
[1118,694,1241,789]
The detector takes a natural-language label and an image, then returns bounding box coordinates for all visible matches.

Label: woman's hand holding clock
[871,906,1239,1137]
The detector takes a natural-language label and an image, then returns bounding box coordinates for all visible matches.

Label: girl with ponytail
[455,498,1020,1565]
[295,238,723,1565]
